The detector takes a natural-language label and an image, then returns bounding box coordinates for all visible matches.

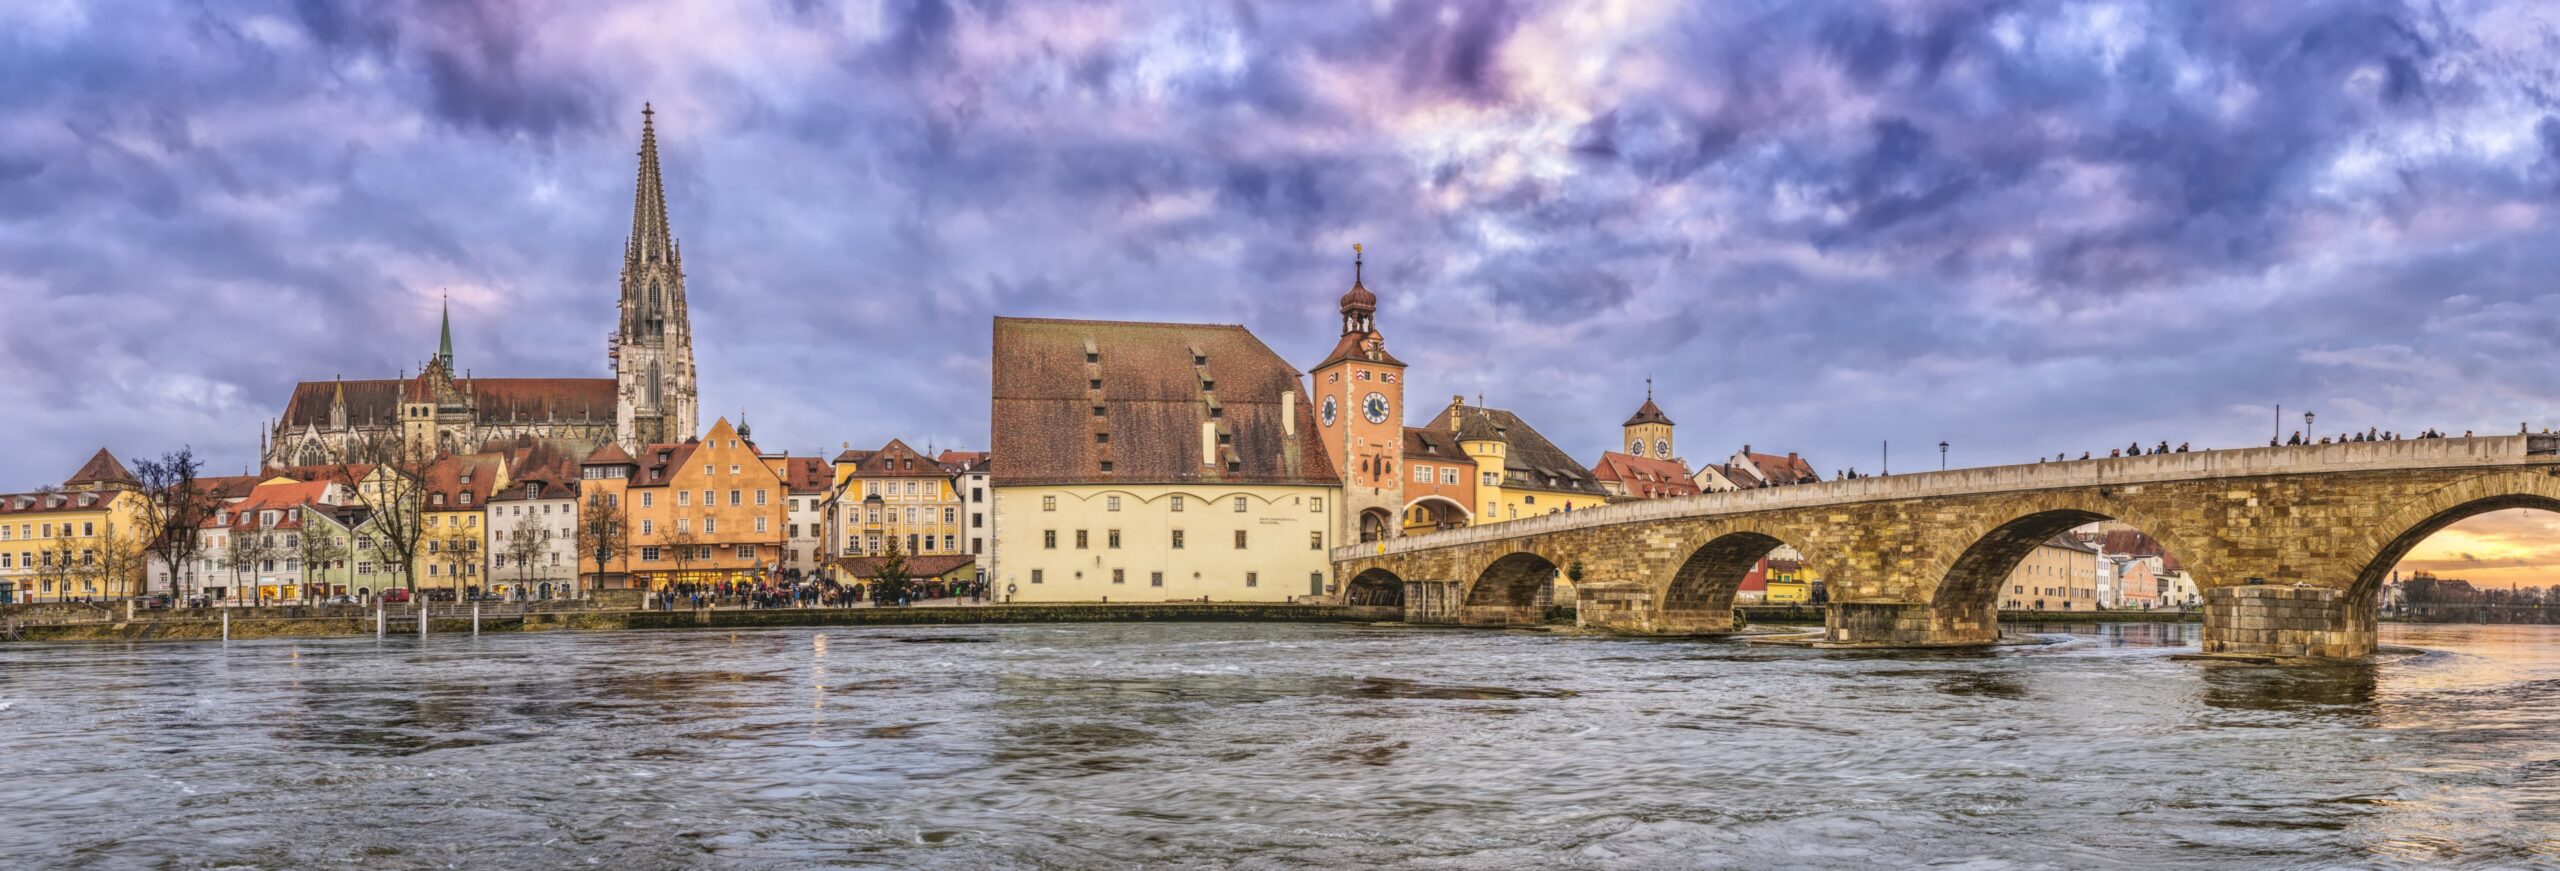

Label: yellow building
[620,418,787,589]
[1764,553,1816,605]
[988,317,1340,602]
[823,439,966,563]
[1427,399,1609,525]
[0,450,151,603]
[2001,535,2101,611]
[417,453,506,597]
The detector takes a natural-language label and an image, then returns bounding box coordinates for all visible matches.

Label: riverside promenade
[0,600,1399,644]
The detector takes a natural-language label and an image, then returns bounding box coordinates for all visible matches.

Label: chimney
[1449,395,1466,432]
[1743,444,1752,455]
[1282,390,1297,436]
[1788,452,1798,460]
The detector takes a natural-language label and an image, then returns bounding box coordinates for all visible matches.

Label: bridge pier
[1821,601,1998,649]
[1574,582,1736,635]
[2200,585,2375,660]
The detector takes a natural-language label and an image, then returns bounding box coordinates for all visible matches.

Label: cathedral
[266,106,700,467]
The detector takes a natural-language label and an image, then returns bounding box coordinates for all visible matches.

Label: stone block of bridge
[1401,580,1464,625]
[1822,601,1998,648]
[1574,581,1736,635]
[2201,585,2375,660]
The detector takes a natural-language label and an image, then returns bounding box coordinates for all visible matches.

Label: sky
[6,0,2560,583]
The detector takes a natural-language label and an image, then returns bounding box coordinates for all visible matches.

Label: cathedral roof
[278,377,616,430]
[627,103,679,268]
[990,317,1338,488]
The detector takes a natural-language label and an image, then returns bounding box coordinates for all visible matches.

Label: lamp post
[1938,441,1949,471]
[2304,411,2315,440]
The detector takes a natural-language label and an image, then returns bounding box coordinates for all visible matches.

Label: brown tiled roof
[780,457,831,494]
[628,441,702,488]
[1622,397,1673,427]
[582,442,636,466]
[1422,403,1606,496]
[1403,426,1466,460]
[936,449,988,467]
[1311,330,1407,371]
[420,454,502,509]
[847,439,949,479]
[830,554,977,580]
[260,464,377,487]
[1590,451,1700,499]
[991,317,1338,487]
[833,449,874,465]
[196,475,265,502]
[0,490,115,516]
[208,480,333,530]
[65,449,138,488]
[278,377,615,428]
[1741,451,1821,486]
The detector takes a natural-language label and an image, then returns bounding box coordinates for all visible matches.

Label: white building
[485,474,581,600]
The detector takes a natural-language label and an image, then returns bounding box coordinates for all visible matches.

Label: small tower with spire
[612,102,700,451]
[1307,242,1408,546]
[1623,379,1676,461]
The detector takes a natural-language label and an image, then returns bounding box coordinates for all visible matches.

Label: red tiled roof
[1589,451,1701,499]
[846,439,949,479]
[780,457,831,494]
[936,450,987,466]
[1403,426,1466,460]
[628,441,702,488]
[208,480,333,530]
[1622,398,1673,427]
[1741,451,1820,486]
[420,455,502,509]
[991,317,1338,488]
[1311,330,1407,371]
[583,442,636,466]
[260,464,376,487]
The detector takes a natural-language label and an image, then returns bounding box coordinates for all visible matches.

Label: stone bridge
[1333,435,2560,659]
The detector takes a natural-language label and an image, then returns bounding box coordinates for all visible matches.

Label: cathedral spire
[627,103,677,268]
[437,292,454,369]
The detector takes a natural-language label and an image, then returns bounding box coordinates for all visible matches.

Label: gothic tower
[612,103,699,451]
[1308,244,1407,544]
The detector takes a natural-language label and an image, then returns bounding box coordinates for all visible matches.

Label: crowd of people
[645,577,992,611]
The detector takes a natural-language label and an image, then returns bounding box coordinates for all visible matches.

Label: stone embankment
[1,602,1388,644]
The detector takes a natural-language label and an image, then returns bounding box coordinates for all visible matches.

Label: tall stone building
[1308,244,1408,544]
[265,106,699,466]
[610,103,699,452]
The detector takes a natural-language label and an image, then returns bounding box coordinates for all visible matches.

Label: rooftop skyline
[7,0,2560,582]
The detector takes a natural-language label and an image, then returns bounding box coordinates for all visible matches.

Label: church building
[266,105,700,467]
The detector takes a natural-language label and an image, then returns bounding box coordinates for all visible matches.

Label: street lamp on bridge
[2305,411,2316,439]
[1939,441,1949,471]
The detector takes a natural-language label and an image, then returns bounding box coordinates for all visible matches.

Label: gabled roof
[1403,426,1467,460]
[845,439,950,479]
[1590,451,1700,500]
[991,317,1337,488]
[628,441,702,487]
[1312,330,1406,371]
[583,442,636,466]
[832,448,874,465]
[779,457,832,494]
[1423,402,1607,497]
[420,454,503,509]
[65,449,139,489]
[278,377,616,430]
[1623,397,1673,427]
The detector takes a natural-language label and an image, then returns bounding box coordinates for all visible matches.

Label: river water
[1,621,2555,869]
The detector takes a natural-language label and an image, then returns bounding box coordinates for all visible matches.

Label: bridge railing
[1337,434,2552,561]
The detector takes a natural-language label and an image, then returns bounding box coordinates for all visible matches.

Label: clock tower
[1623,379,1676,462]
[1309,244,1408,545]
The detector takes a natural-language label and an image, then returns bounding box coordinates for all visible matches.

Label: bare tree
[92,521,150,600]
[339,429,427,595]
[35,538,79,602]
[505,511,546,597]
[222,524,281,605]
[575,490,628,596]
[427,524,482,601]
[133,447,212,602]
[663,527,701,590]
[298,511,349,602]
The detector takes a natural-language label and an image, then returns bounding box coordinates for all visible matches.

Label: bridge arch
[2347,470,2560,603]
[1659,519,1827,618]
[1926,494,2209,614]
[1344,567,1405,607]
[1400,495,1472,535]
[1467,552,1559,609]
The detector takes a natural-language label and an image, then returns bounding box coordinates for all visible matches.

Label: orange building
[1399,426,1475,535]
[621,418,786,589]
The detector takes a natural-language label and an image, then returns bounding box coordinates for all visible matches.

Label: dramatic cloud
[6,0,2560,577]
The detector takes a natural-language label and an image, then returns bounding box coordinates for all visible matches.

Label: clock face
[1630,440,1645,456]
[1656,439,1670,457]
[1362,392,1391,424]
[1320,395,1338,426]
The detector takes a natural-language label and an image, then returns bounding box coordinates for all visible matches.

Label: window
[704,464,714,476]
[942,508,955,524]
[755,517,768,533]
[1043,530,1057,549]
[1042,495,1057,512]
[1107,496,1121,512]
[1095,432,1109,444]
[1171,529,1185,549]
[703,490,715,505]
[944,535,955,551]
[357,561,371,575]
[907,482,918,496]
[1311,497,1322,513]
[1310,532,1323,550]
[677,491,690,507]
[756,490,768,506]
[1075,530,1089,549]
[1092,405,1106,417]
[1107,529,1121,549]
[1415,466,1431,483]
[82,522,94,537]
[728,490,741,506]
[730,465,741,475]
[1171,495,1185,512]
[1031,569,1044,584]
[1112,569,1125,585]
[1150,571,1164,587]
[1233,496,1247,513]
[1100,461,1114,473]
[1234,530,1248,549]
[736,544,755,559]
[696,545,714,561]
[1483,472,1498,486]
[1442,468,1460,485]
[1245,572,1258,588]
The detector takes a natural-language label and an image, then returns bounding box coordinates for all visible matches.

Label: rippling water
[2,621,2557,869]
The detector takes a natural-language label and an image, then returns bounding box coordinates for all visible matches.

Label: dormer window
[1194,354,1206,366]
[1086,352,1099,364]
[1090,379,1102,390]
[1201,380,1216,391]
[431,494,445,506]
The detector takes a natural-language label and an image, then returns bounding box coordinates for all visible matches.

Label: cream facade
[2000,536,2101,610]
[992,484,1336,603]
